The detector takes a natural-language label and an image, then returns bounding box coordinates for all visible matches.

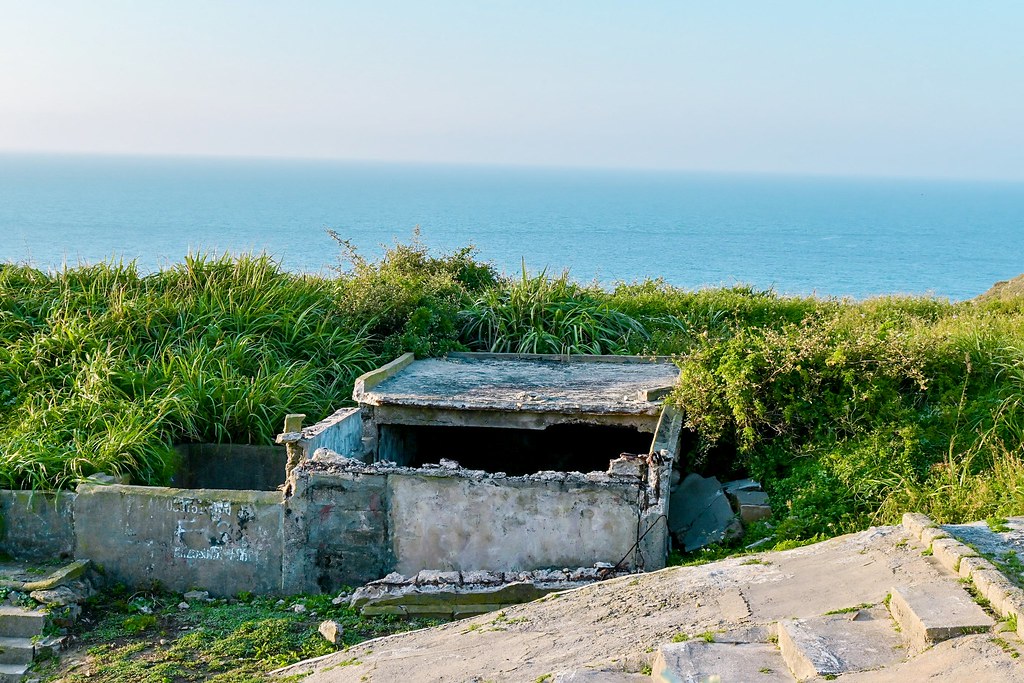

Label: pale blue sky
[1,2,1022,180]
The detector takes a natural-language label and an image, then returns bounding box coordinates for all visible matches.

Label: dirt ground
[275,525,1024,682]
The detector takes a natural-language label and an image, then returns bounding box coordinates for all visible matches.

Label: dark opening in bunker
[377,423,653,476]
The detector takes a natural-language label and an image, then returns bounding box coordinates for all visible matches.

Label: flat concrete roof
[354,352,679,416]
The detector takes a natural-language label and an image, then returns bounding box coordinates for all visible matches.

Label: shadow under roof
[354,352,680,416]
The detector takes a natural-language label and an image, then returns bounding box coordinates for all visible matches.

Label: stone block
[0,607,46,639]
[929,537,977,575]
[958,555,996,580]
[902,512,936,539]
[888,583,994,652]
[0,637,33,665]
[776,608,903,679]
[971,569,1018,615]
[651,641,791,683]
[920,526,950,547]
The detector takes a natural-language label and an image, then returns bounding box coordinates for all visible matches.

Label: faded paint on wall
[74,484,283,596]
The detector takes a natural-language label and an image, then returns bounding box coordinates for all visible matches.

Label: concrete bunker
[279,352,684,593]
[0,352,686,600]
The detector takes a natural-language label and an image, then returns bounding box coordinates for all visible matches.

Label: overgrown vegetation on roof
[2,234,1024,544]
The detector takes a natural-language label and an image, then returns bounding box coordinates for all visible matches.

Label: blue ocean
[1,153,1022,300]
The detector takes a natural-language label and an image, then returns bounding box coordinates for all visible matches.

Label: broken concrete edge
[300,448,648,487]
[349,566,630,617]
[352,351,415,401]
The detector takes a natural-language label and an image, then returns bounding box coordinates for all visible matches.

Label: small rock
[177,602,190,610]
[330,594,350,606]
[438,458,461,469]
[594,562,615,569]
[318,619,344,644]
[183,590,210,602]
[29,585,83,607]
[290,603,307,613]
[159,638,167,645]
[275,599,286,606]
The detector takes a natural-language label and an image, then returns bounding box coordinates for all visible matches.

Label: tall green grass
[2,241,1024,547]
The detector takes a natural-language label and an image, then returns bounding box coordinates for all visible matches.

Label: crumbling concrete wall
[284,451,669,591]
[283,469,391,594]
[74,484,283,596]
[389,473,639,575]
[0,491,76,561]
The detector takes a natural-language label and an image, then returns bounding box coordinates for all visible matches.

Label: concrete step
[0,638,33,666]
[0,607,46,639]
[652,641,794,683]
[776,607,904,680]
[888,583,995,652]
[0,663,27,683]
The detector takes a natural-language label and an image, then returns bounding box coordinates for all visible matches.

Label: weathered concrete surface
[278,407,365,462]
[172,443,286,491]
[74,484,283,596]
[668,474,736,552]
[776,608,904,679]
[553,670,649,682]
[357,353,679,418]
[652,641,791,683]
[389,473,640,574]
[888,583,994,652]
[0,491,76,561]
[283,467,391,593]
[278,525,1021,682]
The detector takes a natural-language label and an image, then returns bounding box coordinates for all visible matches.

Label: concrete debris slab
[651,641,793,683]
[183,590,209,602]
[350,581,552,618]
[776,607,904,679]
[888,583,994,652]
[669,473,738,551]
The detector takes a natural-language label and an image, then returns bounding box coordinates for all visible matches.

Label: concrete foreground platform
[276,522,1024,682]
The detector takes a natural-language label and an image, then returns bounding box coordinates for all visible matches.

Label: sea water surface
[1,154,1022,300]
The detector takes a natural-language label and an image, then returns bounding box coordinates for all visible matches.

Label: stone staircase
[554,575,1002,682]
[0,559,93,682]
[0,605,52,682]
